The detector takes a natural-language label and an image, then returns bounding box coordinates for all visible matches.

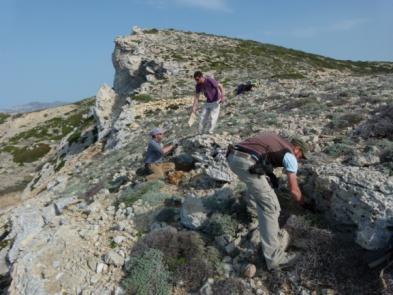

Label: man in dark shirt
[227,132,308,270]
[192,71,225,134]
[144,128,177,180]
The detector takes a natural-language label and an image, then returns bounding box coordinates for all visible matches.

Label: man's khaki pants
[199,101,221,134]
[146,163,175,181]
[227,153,286,269]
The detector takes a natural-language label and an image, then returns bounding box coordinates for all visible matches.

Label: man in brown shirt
[227,132,308,270]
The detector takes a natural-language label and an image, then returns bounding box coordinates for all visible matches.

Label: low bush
[329,113,364,130]
[155,207,179,223]
[131,93,154,102]
[118,180,171,206]
[286,216,380,294]
[323,138,354,158]
[0,113,10,124]
[2,143,51,164]
[212,278,253,295]
[131,228,221,291]
[203,213,237,238]
[272,72,305,79]
[67,130,81,145]
[123,248,171,295]
[144,28,159,34]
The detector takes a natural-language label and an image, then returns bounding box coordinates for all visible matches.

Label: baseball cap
[291,137,308,159]
[150,127,165,136]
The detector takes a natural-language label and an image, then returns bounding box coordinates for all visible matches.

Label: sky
[1,0,392,109]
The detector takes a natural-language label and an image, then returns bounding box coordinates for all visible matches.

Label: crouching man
[144,128,178,180]
[226,132,308,270]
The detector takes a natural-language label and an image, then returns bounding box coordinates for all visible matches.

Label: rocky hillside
[0,27,392,294]
[0,98,96,211]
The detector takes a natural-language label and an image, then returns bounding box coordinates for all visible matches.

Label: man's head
[291,138,308,160]
[194,71,205,84]
[150,127,165,142]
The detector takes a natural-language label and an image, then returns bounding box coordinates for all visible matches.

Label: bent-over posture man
[192,71,225,134]
[226,132,308,270]
[144,128,177,180]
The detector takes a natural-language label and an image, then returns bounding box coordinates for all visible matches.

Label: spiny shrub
[212,278,253,295]
[132,228,220,291]
[324,143,353,158]
[323,138,354,158]
[329,113,364,130]
[286,215,380,294]
[203,213,237,238]
[203,196,232,213]
[123,248,171,295]
[119,180,171,206]
[155,207,179,223]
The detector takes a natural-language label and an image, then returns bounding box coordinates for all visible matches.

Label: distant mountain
[0,101,67,113]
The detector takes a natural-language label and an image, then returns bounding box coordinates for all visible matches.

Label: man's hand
[287,173,304,204]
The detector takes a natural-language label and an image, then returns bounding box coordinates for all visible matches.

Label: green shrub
[155,207,179,223]
[203,196,231,213]
[144,28,159,34]
[118,180,170,206]
[323,140,353,158]
[203,213,237,237]
[0,113,10,124]
[8,109,94,143]
[329,113,364,130]
[272,72,305,79]
[131,93,153,102]
[123,248,171,295]
[2,143,51,164]
[132,228,220,291]
[67,130,81,145]
[212,278,253,295]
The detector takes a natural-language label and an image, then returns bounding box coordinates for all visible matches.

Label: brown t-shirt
[236,132,294,168]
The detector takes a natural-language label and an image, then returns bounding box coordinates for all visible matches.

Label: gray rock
[206,164,232,182]
[104,251,125,267]
[7,207,45,263]
[113,236,126,245]
[54,196,78,215]
[180,195,208,229]
[243,264,256,278]
[304,163,393,249]
[93,84,121,140]
[0,248,9,276]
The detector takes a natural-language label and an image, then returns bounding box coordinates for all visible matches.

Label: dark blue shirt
[145,140,163,164]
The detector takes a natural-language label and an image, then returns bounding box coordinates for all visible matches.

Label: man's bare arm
[192,93,200,113]
[287,173,304,204]
[218,83,225,101]
[162,144,175,154]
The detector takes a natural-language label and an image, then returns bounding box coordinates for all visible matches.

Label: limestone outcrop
[304,163,393,250]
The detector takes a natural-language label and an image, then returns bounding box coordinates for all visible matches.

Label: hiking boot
[278,229,290,251]
[267,252,299,271]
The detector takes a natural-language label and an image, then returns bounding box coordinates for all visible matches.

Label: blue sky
[1,0,392,108]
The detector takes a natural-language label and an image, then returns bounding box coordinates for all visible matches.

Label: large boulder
[93,84,121,140]
[180,195,208,229]
[303,163,393,250]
